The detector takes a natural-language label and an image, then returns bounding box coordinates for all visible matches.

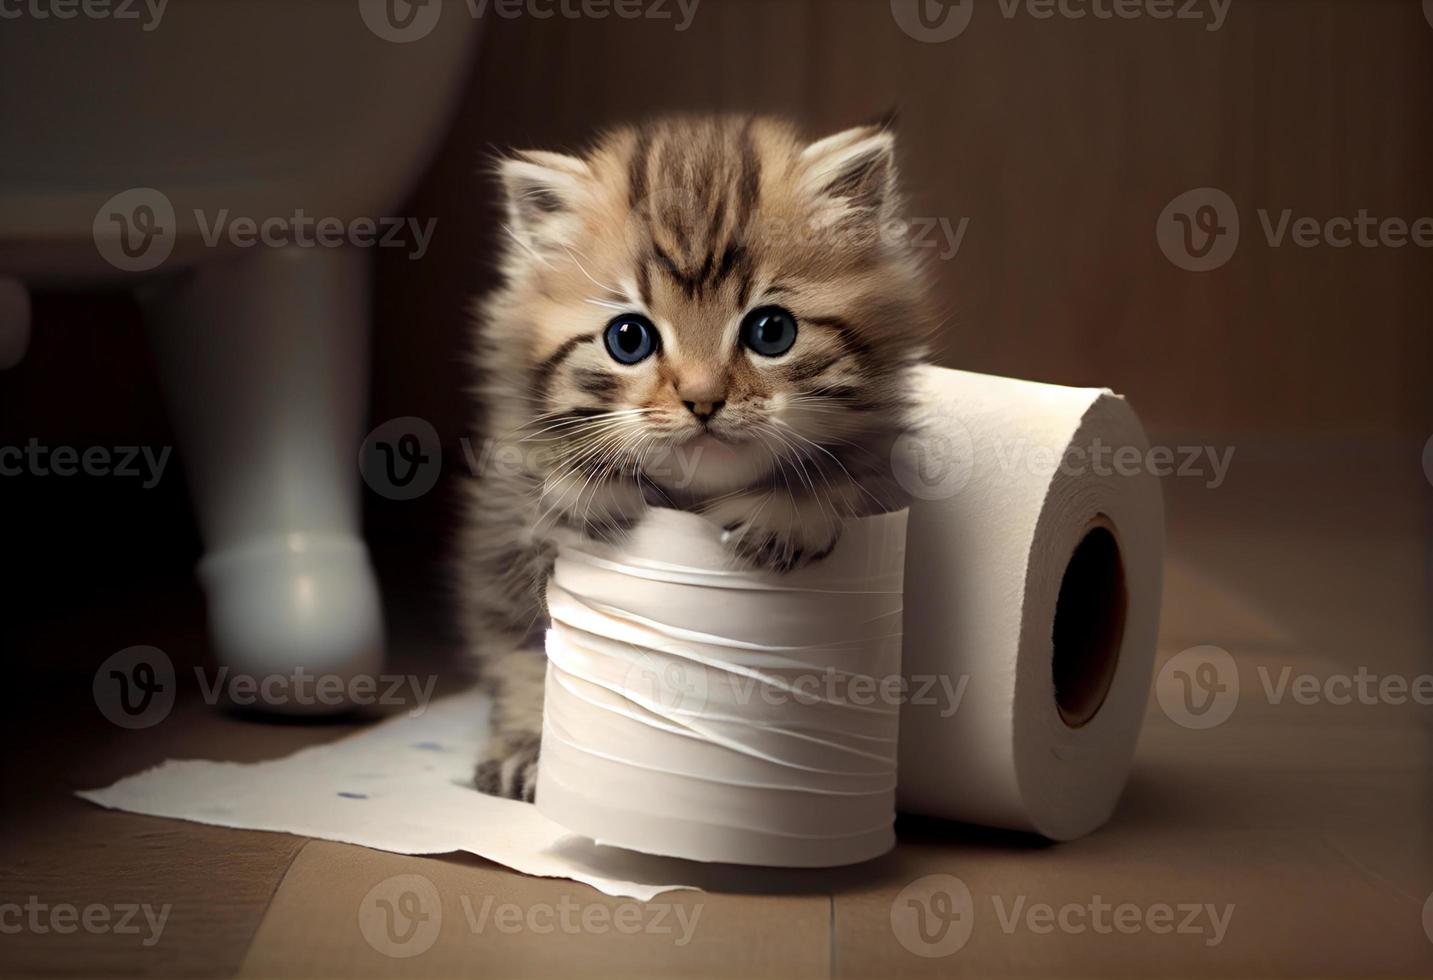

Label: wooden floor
[3,440,1429,978]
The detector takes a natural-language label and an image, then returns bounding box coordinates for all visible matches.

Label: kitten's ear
[497,150,591,252]
[799,124,898,225]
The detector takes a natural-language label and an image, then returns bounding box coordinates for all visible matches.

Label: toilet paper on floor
[80,365,1163,887]
[537,508,909,868]
[893,366,1164,840]
[77,689,694,900]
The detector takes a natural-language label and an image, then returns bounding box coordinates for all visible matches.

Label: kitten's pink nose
[674,372,725,421]
[682,399,724,421]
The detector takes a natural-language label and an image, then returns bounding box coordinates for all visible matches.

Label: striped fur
[461,115,933,799]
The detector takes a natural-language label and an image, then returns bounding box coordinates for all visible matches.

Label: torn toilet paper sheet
[77,688,694,900]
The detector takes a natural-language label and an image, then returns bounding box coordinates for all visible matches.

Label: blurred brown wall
[4,0,1429,599]
[376,0,1432,450]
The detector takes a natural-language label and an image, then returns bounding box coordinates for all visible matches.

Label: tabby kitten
[462,115,932,800]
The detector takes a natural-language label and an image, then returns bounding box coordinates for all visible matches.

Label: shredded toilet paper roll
[536,508,909,868]
[893,366,1164,840]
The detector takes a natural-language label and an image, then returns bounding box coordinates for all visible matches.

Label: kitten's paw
[474,730,541,802]
[721,513,841,573]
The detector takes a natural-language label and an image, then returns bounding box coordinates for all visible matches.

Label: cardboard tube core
[1052,516,1128,728]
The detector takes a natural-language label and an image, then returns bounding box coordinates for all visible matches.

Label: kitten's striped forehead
[623,117,765,310]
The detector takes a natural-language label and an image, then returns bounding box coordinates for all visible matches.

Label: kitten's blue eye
[604,314,659,365]
[741,306,798,357]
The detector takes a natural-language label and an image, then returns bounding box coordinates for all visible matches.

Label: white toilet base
[198,533,384,712]
[140,245,385,710]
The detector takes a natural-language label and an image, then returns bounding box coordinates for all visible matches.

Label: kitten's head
[491,114,931,496]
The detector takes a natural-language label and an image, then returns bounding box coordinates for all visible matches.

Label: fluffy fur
[460,114,932,800]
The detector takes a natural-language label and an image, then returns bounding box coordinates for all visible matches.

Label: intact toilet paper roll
[893,366,1164,840]
[535,508,909,867]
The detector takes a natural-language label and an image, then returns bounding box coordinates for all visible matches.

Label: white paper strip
[77,690,694,900]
